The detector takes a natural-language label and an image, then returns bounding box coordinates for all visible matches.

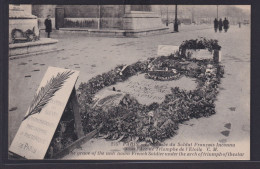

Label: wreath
[179,37,221,59]
[11,28,38,43]
[77,38,224,144]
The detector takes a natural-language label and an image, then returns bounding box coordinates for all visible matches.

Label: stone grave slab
[95,73,197,105]
[157,45,179,57]
[186,49,213,60]
[186,49,221,62]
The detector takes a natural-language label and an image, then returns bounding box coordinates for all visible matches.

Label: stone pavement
[9,24,250,157]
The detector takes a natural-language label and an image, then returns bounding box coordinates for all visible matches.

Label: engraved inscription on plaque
[9,67,79,159]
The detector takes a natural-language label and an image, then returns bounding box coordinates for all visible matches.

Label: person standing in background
[218,18,223,33]
[214,18,219,32]
[223,17,229,32]
[44,15,52,38]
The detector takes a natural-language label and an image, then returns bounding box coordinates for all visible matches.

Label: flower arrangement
[11,28,39,43]
[77,60,223,145]
[76,38,224,145]
[179,37,221,59]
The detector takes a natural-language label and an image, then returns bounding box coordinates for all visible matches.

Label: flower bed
[77,38,224,144]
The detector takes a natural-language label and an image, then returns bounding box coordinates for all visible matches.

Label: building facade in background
[31,5,250,30]
[32,5,166,31]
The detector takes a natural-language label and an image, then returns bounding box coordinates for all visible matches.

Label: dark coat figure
[214,18,218,32]
[218,19,223,32]
[223,18,229,32]
[44,16,52,38]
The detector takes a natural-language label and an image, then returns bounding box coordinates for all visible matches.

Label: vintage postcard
[8,4,250,160]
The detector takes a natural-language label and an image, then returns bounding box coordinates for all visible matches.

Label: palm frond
[23,71,74,121]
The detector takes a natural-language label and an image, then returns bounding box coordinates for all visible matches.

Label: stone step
[9,38,59,58]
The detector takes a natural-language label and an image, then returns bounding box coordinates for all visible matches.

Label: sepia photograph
[7,3,250,160]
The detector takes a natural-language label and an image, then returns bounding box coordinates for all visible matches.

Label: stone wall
[130,5,151,11]
[32,5,125,29]
[32,5,56,18]
[123,11,165,30]
[63,5,99,18]
[32,5,56,29]
[31,5,166,30]
[64,18,98,28]
[62,5,124,29]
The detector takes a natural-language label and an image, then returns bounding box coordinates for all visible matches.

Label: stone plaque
[95,74,197,105]
[157,45,179,57]
[9,67,79,159]
[187,49,213,60]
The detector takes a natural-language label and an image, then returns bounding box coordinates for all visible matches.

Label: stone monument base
[58,27,169,37]
[9,38,59,59]
[123,11,167,30]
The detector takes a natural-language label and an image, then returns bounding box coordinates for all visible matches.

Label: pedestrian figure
[223,17,229,32]
[238,22,241,28]
[214,18,218,32]
[44,15,52,38]
[218,18,223,32]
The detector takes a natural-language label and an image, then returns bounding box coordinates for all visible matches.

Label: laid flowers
[47,38,224,152]
[76,38,223,145]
